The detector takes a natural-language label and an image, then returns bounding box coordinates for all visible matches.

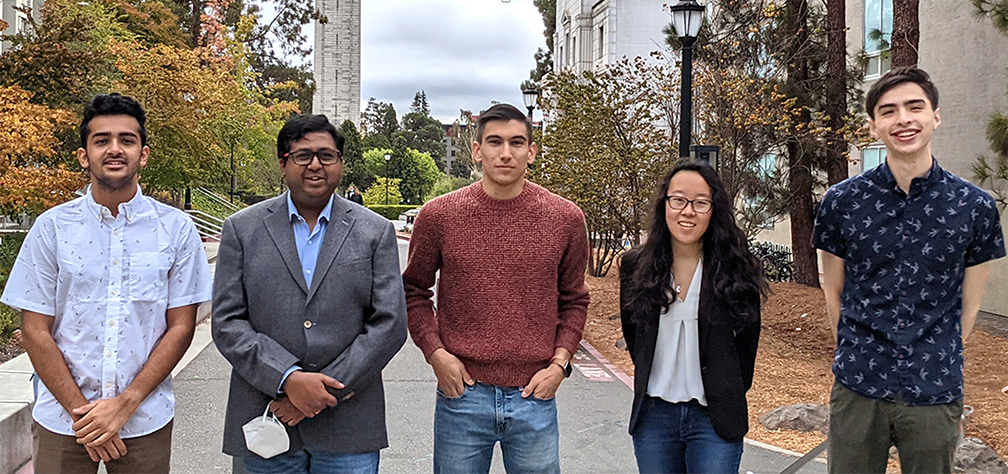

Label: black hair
[277,114,345,161]
[623,161,767,326]
[80,93,148,147]
[476,103,532,143]
[866,66,939,119]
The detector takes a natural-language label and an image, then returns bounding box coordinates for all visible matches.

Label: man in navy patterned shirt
[814,67,1005,474]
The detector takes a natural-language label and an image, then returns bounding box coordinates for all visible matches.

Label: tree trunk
[891,0,920,67]
[826,0,849,186]
[785,0,821,288]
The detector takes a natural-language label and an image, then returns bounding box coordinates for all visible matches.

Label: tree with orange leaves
[0,85,85,219]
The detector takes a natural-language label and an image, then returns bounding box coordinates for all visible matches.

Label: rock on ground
[955,437,1008,474]
[758,403,829,432]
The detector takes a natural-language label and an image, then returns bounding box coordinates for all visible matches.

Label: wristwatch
[551,359,572,378]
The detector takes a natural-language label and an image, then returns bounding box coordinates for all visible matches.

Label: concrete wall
[312,0,361,126]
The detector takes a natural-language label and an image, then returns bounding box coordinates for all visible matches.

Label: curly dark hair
[624,161,767,326]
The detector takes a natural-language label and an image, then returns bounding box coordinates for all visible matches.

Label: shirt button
[304,320,313,329]
[899,323,906,329]
[114,230,119,235]
[898,354,905,360]
[112,259,119,265]
[308,240,313,245]
[306,269,312,274]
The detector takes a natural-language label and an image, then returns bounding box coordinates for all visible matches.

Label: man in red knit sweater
[403,104,590,474]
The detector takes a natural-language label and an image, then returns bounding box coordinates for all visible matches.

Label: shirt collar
[287,192,334,225]
[876,156,941,192]
[84,184,147,222]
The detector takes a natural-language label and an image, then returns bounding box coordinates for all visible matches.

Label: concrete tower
[312,0,361,126]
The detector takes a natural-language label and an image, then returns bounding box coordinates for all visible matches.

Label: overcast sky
[302,0,547,124]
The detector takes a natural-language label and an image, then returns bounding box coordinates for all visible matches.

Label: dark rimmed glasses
[665,195,713,213]
[284,149,342,166]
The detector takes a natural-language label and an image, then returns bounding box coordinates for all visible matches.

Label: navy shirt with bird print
[814,159,1005,406]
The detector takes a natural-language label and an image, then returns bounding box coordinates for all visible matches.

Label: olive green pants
[828,380,962,474]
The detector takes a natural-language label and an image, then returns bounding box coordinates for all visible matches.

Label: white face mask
[242,405,290,459]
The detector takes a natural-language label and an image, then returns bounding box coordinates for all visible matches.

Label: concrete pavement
[168,238,825,473]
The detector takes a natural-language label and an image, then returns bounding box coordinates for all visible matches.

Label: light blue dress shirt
[279,193,334,393]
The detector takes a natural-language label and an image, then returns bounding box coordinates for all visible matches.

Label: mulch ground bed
[582,270,1008,466]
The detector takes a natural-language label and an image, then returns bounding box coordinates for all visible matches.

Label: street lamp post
[384,152,391,205]
[669,0,705,160]
[521,86,540,122]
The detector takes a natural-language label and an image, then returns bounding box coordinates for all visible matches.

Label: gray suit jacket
[211,193,407,457]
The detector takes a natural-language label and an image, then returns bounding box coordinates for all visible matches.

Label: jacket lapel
[697,262,714,359]
[263,193,310,295]
[305,197,354,305]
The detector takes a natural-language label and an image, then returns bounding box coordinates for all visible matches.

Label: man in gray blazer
[212,114,407,474]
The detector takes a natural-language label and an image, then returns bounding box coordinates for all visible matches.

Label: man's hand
[429,348,473,398]
[283,371,343,417]
[83,434,128,462]
[521,364,565,400]
[72,397,136,447]
[270,397,306,426]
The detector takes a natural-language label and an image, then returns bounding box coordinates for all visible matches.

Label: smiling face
[868,82,941,163]
[473,119,537,198]
[665,170,713,249]
[77,114,149,193]
[282,131,343,211]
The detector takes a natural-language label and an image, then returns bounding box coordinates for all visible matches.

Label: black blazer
[619,250,760,442]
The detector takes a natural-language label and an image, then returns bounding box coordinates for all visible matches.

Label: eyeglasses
[665,196,713,213]
[284,149,342,166]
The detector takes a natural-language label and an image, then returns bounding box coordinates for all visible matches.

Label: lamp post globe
[669,0,705,160]
[384,152,391,205]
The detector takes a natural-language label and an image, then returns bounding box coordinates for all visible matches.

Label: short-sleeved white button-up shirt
[1,186,213,437]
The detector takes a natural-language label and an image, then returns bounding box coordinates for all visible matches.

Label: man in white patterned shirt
[1,93,213,473]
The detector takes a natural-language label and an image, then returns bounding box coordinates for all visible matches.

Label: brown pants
[32,420,173,474]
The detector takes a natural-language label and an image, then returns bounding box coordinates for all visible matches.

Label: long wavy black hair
[624,161,768,326]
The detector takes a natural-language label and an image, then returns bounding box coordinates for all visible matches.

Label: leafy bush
[366,205,419,220]
[0,232,27,337]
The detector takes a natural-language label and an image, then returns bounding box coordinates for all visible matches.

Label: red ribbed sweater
[403,180,591,387]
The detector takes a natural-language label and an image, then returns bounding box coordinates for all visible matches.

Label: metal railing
[195,187,242,213]
[186,209,224,242]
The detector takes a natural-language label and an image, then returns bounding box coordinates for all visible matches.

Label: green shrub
[366,205,419,220]
[0,232,27,337]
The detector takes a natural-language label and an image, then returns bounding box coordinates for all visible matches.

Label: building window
[861,145,887,172]
[451,150,456,157]
[864,0,892,79]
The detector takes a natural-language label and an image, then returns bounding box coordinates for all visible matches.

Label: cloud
[359,0,547,123]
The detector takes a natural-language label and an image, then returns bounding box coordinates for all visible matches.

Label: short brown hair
[476,104,532,143]
[865,66,939,119]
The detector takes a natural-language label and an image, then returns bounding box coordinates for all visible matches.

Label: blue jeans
[632,397,743,474]
[242,449,379,474]
[433,382,560,474]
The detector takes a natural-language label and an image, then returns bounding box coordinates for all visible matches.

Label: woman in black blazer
[620,162,766,474]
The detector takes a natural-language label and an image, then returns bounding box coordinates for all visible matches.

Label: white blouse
[645,261,707,406]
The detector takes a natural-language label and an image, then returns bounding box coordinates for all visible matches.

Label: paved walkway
[10,237,826,474]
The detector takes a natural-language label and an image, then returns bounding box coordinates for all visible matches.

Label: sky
[302,0,547,124]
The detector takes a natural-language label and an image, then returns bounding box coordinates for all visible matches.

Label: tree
[971,0,1008,208]
[825,0,851,186]
[409,91,430,116]
[0,85,85,219]
[448,109,478,179]
[340,120,369,189]
[361,97,399,150]
[530,0,556,81]
[890,0,919,67]
[536,56,674,276]
[362,177,402,206]
[398,112,445,165]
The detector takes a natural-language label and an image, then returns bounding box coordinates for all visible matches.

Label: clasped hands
[270,371,345,426]
[70,396,136,463]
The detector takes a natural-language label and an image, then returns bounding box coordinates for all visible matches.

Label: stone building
[313,0,361,126]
